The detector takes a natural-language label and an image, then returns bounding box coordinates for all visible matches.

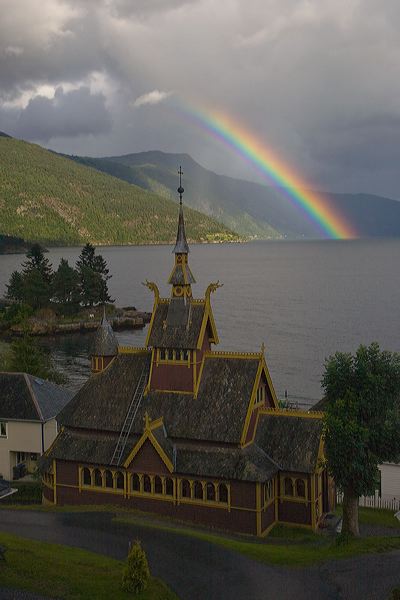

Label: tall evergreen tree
[4,334,67,384]
[76,243,113,305]
[23,268,52,309]
[22,244,53,284]
[52,259,80,314]
[6,271,24,302]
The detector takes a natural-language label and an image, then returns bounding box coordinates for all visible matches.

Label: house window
[264,479,274,505]
[104,470,114,488]
[296,479,306,498]
[131,473,140,492]
[154,476,163,494]
[193,481,203,500]
[0,422,7,438]
[181,479,191,498]
[143,475,152,493]
[116,472,124,490]
[165,478,174,496]
[82,467,91,486]
[94,469,103,487]
[206,482,216,502]
[256,386,265,404]
[219,483,228,504]
[284,477,294,496]
[16,452,27,464]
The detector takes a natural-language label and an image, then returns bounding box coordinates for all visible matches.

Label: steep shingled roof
[255,413,323,473]
[0,372,73,422]
[91,312,118,356]
[147,299,206,349]
[58,352,261,444]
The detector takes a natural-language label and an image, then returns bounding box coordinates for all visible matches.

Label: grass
[0,532,178,599]
[114,516,400,567]
[336,506,400,529]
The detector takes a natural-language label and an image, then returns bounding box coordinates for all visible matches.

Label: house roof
[255,413,323,473]
[58,352,261,444]
[0,372,73,422]
[175,442,278,482]
[146,299,206,349]
[92,312,118,356]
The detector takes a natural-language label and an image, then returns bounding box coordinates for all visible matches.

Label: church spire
[168,166,196,298]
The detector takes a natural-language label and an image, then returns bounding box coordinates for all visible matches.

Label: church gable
[124,417,173,474]
[126,438,171,475]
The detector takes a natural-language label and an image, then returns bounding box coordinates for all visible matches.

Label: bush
[122,540,150,595]
[2,482,42,505]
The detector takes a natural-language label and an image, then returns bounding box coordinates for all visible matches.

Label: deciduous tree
[322,343,400,537]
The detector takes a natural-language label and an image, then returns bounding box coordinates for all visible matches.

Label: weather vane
[177,166,184,205]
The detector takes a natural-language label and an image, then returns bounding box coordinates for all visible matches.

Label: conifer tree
[4,334,67,384]
[52,259,80,314]
[22,244,53,284]
[6,271,24,302]
[76,243,112,305]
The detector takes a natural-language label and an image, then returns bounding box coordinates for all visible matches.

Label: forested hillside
[70,150,400,239]
[0,137,239,247]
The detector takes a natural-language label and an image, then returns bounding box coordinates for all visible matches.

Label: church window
[194,481,203,500]
[182,349,189,361]
[165,350,170,360]
[131,474,140,492]
[296,479,306,498]
[181,479,191,498]
[264,479,273,505]
[160,349,166,361]
[206,482,216,502]
[116,472,124,490]
[154,476,163,494]
[165,478,174,496]
[284,477,294,496]
[82,467,91,486]
[104,470,113,488]
[219,483,228,503]
[94,469,103,487]
[143,475,152,493]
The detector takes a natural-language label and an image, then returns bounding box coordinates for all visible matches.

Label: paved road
[0,510,398,600]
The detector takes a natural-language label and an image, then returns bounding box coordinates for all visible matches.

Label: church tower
[90,308,118,373]
[168,167,195,299]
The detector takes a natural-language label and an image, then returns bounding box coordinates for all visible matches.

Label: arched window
[296,479,306,498]
[143,475,152,493]
[94,468,103,487]
[116,472,124,490]
[160,349,166,360]
[165,478,173,496]
[206,483,216,502]
[104,470,113,488]
[154,476,163,494]
[264,480,273,504]
[131,473,140,492]
[82,467,91,486]
[284,477,294,496]
[219,483,228,503]
[181,479,190,498]
[194,481,203,500]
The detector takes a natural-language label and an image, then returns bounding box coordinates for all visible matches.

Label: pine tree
[22,244,53,284]
[52,259,80,314]
[6,271,24,302]
[76,244,113,305]
[23,268,52,309]
[4,334,67,384]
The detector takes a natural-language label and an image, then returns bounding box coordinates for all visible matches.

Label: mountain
[70,150,400,239]
[0,136,239,247]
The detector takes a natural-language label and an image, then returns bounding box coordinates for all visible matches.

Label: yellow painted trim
[118,347,149,354]
[144,286,159,347]
[311,473,316,531]
[144,348,155,395]
[240,359,263,446]
[260,355,279,409]
[194,352,206,398]
[123,427,173,473]
[260,408,323,419]
[152,388,194,396]
[256,482,262,536]
[260,520,277,537]
[80,484,124,495]
[53,459,57,505]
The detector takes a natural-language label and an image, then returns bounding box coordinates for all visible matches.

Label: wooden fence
[337,492,400,512]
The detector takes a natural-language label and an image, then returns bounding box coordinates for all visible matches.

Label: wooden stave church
[41,179,335,537]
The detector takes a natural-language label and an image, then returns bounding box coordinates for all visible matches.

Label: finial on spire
[177,166,184,206]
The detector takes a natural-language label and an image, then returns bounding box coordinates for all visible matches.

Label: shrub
[122,540,150,595]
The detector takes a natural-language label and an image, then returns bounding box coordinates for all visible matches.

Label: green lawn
[0,532,178,600]
[114,516,400,567]
[336,506,400,529]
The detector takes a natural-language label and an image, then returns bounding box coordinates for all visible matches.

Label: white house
[0,372,73,480]
[378,463,400,503]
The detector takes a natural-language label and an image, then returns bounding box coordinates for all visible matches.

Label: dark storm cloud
[9,87,112,141]
[2,0,400,197]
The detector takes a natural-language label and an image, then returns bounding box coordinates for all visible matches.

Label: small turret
[168,166,196,299]
[91,308,118,373]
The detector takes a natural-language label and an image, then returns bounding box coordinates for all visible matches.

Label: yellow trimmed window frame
[262,478,275,509]
[79,466,125,494]
[177,477,231,509]
[157,348,191,365]
[280,474,308,503]
[127,473,175,501]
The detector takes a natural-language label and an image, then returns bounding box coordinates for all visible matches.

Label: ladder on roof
[110,362,150,466]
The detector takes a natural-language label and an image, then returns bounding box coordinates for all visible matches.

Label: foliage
[0,303,33,327]
[2,334,67,384]
[322,342,400,536]
[77,243,112,305]
[6,271,25,302]
[0,532,177,600]
[0,136,238,246]
[22,243,53,283]
[336,506,400,529]
[2,482,42,505]
[122,540,150,595]
[52,258,81,314]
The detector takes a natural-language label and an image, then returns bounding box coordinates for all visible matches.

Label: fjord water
[1,239,399,405]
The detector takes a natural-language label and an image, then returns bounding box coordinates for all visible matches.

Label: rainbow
[176,103,357,239]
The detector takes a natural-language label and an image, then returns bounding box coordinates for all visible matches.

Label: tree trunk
[342,489,360,537]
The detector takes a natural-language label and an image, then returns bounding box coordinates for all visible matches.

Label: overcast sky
[1,0,400,198]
